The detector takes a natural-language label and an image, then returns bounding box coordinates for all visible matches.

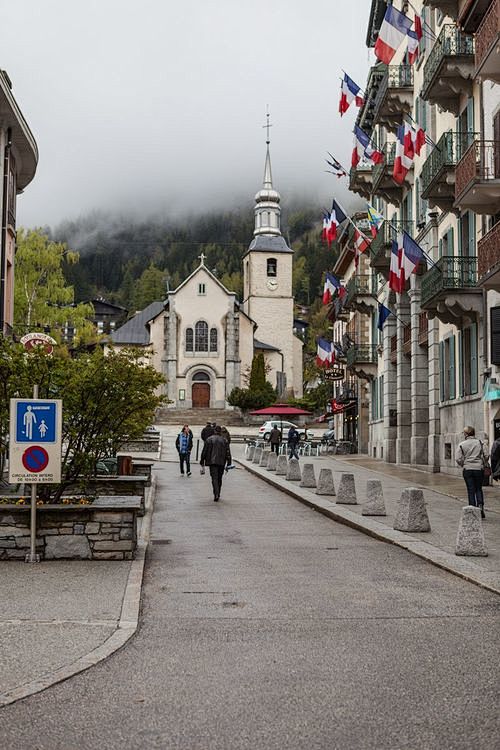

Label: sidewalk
[233,445,500,595]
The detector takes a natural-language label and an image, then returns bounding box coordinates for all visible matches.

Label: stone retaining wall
[0,498,140,561]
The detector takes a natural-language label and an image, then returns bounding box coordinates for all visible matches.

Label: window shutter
[467,96,475,135]
[447,227,454,256]
[468,212,476,257]
[470,323,478,394]
[491,307,500,365]
[458,331,463,397]
[449,336,456,400]
[379,375,384,419]
[439,238,443,258]
[439,341,445,401]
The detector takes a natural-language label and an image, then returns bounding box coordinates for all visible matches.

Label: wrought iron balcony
[455,140,500,213]
[475,0,500,83]
[372,142,407,204]
[421,131,477,213]
[422,25,475,114]
[349,166,373,200]
[369,220,414,279]
[421,256,478,310]
[357,66,386,137]
[477,221,500,285]
[344,274,377,315]
[346,344,378,368]
[372,64,414,131]
[418,312,429,346]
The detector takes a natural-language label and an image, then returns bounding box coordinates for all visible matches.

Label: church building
[111,142,303,409]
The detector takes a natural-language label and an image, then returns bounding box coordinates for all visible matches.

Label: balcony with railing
[349,166,373,200]
[477,221,500,287]
[421,255,482,322]
[421,131,477,212]
[418,312,429,346]
[372,142,407,204]
[344,274,377,315]
[372,65,414,131]
[369,220,414,278]
[346,344,378,380]
[475,0,500,82]
[357,65,386,137]
[422,25,475,114]
[402,324,412,356]
[455,139,500,213]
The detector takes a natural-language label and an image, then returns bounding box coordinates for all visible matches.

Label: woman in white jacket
[455,426,486,518]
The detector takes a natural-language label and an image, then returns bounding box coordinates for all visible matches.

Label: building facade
[0,70,38,336]
[342,0,500,474]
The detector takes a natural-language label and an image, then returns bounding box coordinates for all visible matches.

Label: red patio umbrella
[249,404,312,437]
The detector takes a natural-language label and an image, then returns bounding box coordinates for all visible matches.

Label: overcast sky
[5,0,373,229]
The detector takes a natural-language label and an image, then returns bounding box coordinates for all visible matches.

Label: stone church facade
[111,143,303,408]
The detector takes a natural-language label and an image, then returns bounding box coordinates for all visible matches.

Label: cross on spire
[198,252,206,265]
[262,108,273,145]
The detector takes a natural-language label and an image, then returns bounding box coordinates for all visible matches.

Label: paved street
[1,458,499,750]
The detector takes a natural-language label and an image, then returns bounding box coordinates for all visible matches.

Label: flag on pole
[353,228,370,269]
[374,5,413,64]
[367,203,384,237]
[322,273,338,304]
[352,125,384,167]
[389,237,403,294]
[399,231,424,288]
[325,154,347,178]
[407,15,423,65]
[393,124,413,184]
[405,121,426,157]
[339,73,364,116]
[316,338,335,367]
[377,302,392,331]
[321,212,330,245]
[328,200,348,243]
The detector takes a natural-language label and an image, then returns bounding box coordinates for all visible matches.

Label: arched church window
[195,321,208,352]
[210,327,218,352]
[192,371,210,381]
[185,327,194,352]
[267,258,277,277]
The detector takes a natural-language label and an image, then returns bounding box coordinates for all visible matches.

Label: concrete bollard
[253,446,263,465]
[455,506,488,556]
[276,455,288,475]
[300,463,316,488]
[286,458,302,481]
[362,479,386,516]
[393,487,430,532]
[336,473,357,504]
[247,445,255,461]
[267,452,278,471]
[259,450,270,467]
[315,468,336,496]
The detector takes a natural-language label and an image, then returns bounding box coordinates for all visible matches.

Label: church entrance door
[192,383,210,408]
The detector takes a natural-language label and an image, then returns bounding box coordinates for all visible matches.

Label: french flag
[393,125,413,185]
[328,200,347,243]
[406,122,426,158]
[322,273,338,304]
[316,338,334,367]
[321,213,330,245]
[339,73,364,116]
[407,15,423,65]
[389,237,403,294]
[399,232,424,289]
[374,5,413,65]
[352,125,384,167]
[354,228,370,255]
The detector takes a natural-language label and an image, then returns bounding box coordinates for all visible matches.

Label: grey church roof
[254,339,280,352]
[245,234,292,255]
[110,301,164,345]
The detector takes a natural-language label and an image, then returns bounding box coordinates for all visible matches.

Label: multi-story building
[348,0,500,475]
[0,70,38,336]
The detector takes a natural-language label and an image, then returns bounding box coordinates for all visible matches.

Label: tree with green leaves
[228,353,275,411]
[132,263,167,311]
[14,228,95,343]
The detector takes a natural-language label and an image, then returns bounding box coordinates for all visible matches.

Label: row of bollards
[244,447,487,557]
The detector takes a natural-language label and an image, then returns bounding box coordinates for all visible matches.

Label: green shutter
[439,238,443,258]
[458,331,464,397]
[468,212,476,257]
[448,227,455,256]
[439,341,445,401]
[467,97,475,136]
[379,375,384,419]
[449,336,456,400]
[471,323,478,394]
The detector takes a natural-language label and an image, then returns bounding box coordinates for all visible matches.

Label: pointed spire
[254,111,281,237]
[263,145,273,190]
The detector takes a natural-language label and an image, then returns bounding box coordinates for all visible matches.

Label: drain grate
[151,539,172,545]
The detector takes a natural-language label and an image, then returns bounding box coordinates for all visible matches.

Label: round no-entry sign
[22,445,49,473]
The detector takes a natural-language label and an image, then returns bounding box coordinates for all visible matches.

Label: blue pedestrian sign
[15,400,58,444]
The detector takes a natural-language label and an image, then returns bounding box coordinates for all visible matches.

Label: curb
[237,459,500,597]
[0,476,157,709]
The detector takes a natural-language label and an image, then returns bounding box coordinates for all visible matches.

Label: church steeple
[254,113,281,237]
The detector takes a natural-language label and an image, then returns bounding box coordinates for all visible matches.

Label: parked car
[258,421,314,442]
[321,429,336,444]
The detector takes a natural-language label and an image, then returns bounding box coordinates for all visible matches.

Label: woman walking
[455,426,487,518]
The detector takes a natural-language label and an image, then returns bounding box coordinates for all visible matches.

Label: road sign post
[9,392,62,563]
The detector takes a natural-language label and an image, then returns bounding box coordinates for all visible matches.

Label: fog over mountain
[4,0,371,229]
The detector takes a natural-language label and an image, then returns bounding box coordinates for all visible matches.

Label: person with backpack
[287,425,300,460]
[200,425,232,502]
[175,424,193,477]
[455,425,488,518]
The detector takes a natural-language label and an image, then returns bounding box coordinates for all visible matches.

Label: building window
[195,321,208,352]
[198,283,206,295]
[459,324,478,396]
[210,327,218,352]
[439,336,456,401]
[186,327,194,352]
[267,258,277,277]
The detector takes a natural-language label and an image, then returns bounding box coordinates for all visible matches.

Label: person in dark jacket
[491,436,500,481]
[201,421,215,443]
[220,426,231,444]
[287,426,300,460]
[175,424,193,476]
[269,426,282,454]
[200,425,232,501]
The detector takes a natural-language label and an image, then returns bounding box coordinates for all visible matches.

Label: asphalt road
[1,462,499,750]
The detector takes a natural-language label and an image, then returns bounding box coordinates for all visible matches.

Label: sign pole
[26,384,40,564]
